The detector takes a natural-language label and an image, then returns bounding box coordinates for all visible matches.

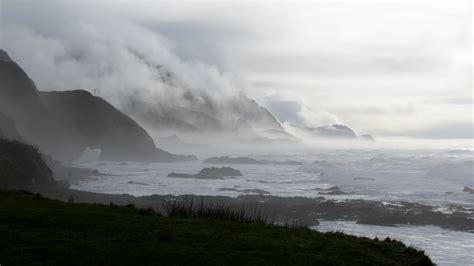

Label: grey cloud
[141,21,255,72]
[263,95,341,127]
[235,49,447,79]
[1,21,241,108]
[331,103,417,116]
[263,97,304,125]
[428,98,474,106]
[0,0,471,143]
[406,122,474,140]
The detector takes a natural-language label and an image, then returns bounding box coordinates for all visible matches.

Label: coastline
[40,187,474,233]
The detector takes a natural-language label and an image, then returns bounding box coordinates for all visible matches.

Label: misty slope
[287,123,375,142]
[125,93,297,143]
[0,49,194,162]
[127,96,298,144]
[312,124,357,138]
[121,51,296,143]
[0,112,21,140]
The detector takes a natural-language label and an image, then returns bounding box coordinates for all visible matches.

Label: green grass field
[0,190,432,265]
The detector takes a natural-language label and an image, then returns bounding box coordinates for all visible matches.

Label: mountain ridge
[0,49,195,162]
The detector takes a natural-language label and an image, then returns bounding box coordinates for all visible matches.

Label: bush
[162,196,266,223]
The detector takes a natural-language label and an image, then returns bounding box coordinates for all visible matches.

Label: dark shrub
[162,196,266,223]
[0,139,56,190]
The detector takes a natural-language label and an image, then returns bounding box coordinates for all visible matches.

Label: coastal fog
[2,1,472,150]
[0,1,472,265]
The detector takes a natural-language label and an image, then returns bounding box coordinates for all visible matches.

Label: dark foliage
[162,196,266,223]
[0,190,433,265]
[0,139,56,189]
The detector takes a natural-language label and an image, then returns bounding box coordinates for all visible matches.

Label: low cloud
[2,22,243,116]
[406,121,473,140]
[263,94,341,128]
[0,0,471,143]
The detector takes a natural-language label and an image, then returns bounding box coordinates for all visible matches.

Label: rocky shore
[40,187,474,233]
[168,167,243,179]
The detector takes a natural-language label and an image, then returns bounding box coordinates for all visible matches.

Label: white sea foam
[313,221,474,266]
[74,150,473,207]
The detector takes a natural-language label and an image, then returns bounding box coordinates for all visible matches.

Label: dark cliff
[0,50,195,162]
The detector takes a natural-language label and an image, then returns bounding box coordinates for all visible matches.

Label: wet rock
[463,187,474,194]
[40,187,474,233]
[168,173,194,178]
[127,181,149,186]
[91,169,100,175]
[168,167,242,180]
[198,167,243,177]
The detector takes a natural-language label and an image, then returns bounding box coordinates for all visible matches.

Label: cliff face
[0,50,195,162]
[0,50,51,145]
[37,90,157,161]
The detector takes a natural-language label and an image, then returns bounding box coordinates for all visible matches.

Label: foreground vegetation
[0,190,432,265]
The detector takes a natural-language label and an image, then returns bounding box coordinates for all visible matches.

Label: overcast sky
[1,0,472,144]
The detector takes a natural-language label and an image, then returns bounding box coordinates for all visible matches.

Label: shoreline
[1,190,434,265]
[40,187,474,233]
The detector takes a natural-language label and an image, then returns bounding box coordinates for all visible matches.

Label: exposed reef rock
[463,187,474,194]
[40,188,474,232]
[168,167,243,179]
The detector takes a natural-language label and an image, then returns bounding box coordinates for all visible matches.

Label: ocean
[73,149,473,265]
